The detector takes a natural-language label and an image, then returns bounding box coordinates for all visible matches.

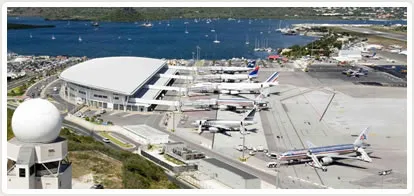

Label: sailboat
[141,20,153,27]
[245,34,249,45]
[213,34,220,44]
[51,35,56,40]
[78,36,82,42]
[185,25,189,34]
[254,38,260,51]
[276,20,283,32]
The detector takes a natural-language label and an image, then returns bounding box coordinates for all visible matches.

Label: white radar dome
[11,98,62,143]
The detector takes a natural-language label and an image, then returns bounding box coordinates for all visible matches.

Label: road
[144,114,281,187]
[26,75,59,98]
[342,26,407,41]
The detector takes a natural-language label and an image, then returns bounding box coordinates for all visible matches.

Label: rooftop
[60,57,166,95]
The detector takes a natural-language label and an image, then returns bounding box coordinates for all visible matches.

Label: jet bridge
[129,98,180,107]
[168,66,197,71]
[146,85,188,93]
[159,74,194,80]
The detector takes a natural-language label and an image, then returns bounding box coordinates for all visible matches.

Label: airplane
[204,60,257,74]
[215,93,269,111]
[276,127,372,172]
[190,72,280,95]
[362,52,380,59]
[205,66,260,82]
[191,108,257,136]
[184,93,269,112]
[342,68,368,77]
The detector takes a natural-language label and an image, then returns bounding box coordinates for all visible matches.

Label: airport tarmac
[51,59,407,189]
[168,65,407,189]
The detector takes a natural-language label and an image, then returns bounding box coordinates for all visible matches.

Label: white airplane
[191,108,257,136]
[276,127,372,172]
[203,60,257,74]
[187,93,269,112]
[342,68,368,77]
[362,52,380,59]
[190,72,280,95]
[200,66,260,82]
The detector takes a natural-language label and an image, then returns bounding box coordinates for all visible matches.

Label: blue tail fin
[248,66,259,77]
[247,60,256,68]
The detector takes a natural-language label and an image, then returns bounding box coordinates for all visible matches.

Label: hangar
[59,57,177,112]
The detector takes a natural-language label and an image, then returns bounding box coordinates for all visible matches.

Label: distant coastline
[8,23,55,30]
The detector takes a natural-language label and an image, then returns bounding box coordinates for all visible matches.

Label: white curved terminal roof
[60,57,166,95]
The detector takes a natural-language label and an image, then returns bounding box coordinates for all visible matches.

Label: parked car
[249,151,256,156]
[102,138,110,143]
[90,184,104,189]
[53,87,58,92]
[256,145,264,152]
[236,145,244,151]
[266,152,278,159]
[267,162,279,168]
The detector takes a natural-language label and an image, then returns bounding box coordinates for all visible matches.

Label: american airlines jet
[275,127,372,172]
[191,72,280,95]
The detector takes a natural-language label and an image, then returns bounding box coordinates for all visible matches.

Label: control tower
[7,98,72,189]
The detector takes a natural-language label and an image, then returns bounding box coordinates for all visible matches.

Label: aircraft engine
[230,90,239,95]
[220,90,230,94]
[218,105,227,110]
[208,127,219,132]
[320,157,333,165]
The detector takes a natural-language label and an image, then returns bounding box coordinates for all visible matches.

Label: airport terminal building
[59,57,177,112]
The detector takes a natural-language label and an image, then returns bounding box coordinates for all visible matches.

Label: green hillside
[8,7,339,22]
[7,108,178,189]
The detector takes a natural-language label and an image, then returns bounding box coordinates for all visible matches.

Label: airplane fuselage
[278,144,356,162]
[198,120,256,130]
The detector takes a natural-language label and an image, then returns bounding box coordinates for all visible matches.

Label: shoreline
[8,15,406,23]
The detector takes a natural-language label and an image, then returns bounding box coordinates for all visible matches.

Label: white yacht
[213,34,220,44]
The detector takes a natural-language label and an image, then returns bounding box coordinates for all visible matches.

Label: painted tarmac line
[122,113,138,118]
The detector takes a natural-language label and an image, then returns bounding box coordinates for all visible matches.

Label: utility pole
[241,129,246,160]
[211,133,215,149]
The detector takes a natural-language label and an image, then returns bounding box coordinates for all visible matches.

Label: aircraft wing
[212,124,233,131]
[313,154,363,160]
[308,153,323,169]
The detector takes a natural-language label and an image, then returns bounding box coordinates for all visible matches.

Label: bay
[7,17,406,59]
